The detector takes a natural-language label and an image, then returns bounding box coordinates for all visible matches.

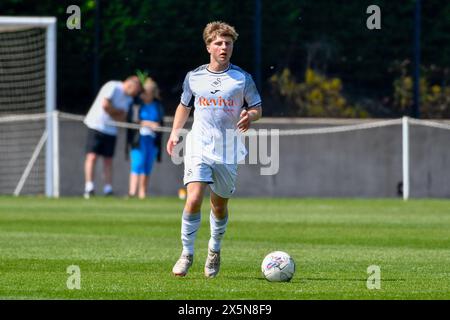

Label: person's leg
[103,157,113,195]
[138,140,155,199]
[209,191,229,248]
[84,128,99,197]
[101,132,116,195]
[129,148,142,197]
[173,182,208,276]
[181,182,207,254]
[138,174,148,199]
[204,163,237,278]
[129,173,139,197]
[173,153,213,277]
[184,181,207,213]
[84,152,97,197]
[204,191,229,278]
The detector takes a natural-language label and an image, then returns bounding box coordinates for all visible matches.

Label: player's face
[207,35,233,66]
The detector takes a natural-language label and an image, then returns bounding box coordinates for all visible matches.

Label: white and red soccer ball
[261,251,295,282]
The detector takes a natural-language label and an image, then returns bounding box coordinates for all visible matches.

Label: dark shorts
[85,128,117,157]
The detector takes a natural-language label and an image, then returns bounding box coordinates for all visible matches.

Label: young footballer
[167,21,262,278]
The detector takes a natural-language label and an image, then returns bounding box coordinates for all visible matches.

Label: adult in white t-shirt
[167,22,262,278]
[83,75,141,198]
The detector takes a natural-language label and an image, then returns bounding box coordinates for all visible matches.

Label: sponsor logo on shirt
[199,96,236,107]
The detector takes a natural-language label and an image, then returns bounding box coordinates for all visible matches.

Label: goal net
[0,17,57,196]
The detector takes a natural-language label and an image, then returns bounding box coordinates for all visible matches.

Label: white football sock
[85,181,94,192]
[181,211,201,256]
[208,210,228,252]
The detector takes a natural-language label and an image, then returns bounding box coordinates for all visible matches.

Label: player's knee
[185,193,203,212]
[86,153,97,161]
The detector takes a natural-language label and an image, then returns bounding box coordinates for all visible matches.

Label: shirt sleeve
[244,73,262,108]
[180,72,193,107]
[100,81,117,101]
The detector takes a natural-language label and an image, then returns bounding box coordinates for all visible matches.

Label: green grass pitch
[0,196,449,300]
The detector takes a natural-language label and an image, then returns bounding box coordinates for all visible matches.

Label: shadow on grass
[249,277,407,283]
[301,278,406,282]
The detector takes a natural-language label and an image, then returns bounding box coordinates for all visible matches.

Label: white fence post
[52,110,60,198]
[402,116,410,200]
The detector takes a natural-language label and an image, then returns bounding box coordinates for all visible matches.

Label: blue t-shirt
[139,101,162,137]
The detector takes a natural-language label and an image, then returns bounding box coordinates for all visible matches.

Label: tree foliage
[270,68,369,117]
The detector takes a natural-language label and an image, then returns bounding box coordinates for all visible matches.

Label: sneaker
[104,190,114,196]
[204,248,221,278]
[172,254,193,277]
[84,190,95,199]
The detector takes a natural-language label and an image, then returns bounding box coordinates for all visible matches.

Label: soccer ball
[261,251,295,282]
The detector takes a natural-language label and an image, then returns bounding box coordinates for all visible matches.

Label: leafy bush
[391,60,450,118]
[269,68,369,118]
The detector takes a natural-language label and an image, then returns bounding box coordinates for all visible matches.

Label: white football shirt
[181,64,262,164]
[84,81,133,136]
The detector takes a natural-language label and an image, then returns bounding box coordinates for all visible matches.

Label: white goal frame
[0,16,58,197]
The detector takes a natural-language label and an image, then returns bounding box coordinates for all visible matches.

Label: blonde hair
[203,21,238,45]
[143,77,161,101]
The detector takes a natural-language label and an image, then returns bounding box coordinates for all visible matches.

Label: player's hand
[166,134,179,156]
[111,110,126,122]
[237,109,250,132]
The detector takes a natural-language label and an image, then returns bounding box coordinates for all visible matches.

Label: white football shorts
[183,155,238,199]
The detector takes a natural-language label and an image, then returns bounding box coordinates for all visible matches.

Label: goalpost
[0,16,58,197]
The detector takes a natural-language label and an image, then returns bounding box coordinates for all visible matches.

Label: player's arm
[102,98,126,122]
[166,103,191,156]
[237,105,262,132]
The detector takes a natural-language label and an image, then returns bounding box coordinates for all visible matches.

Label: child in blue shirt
[128,78,163,198]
